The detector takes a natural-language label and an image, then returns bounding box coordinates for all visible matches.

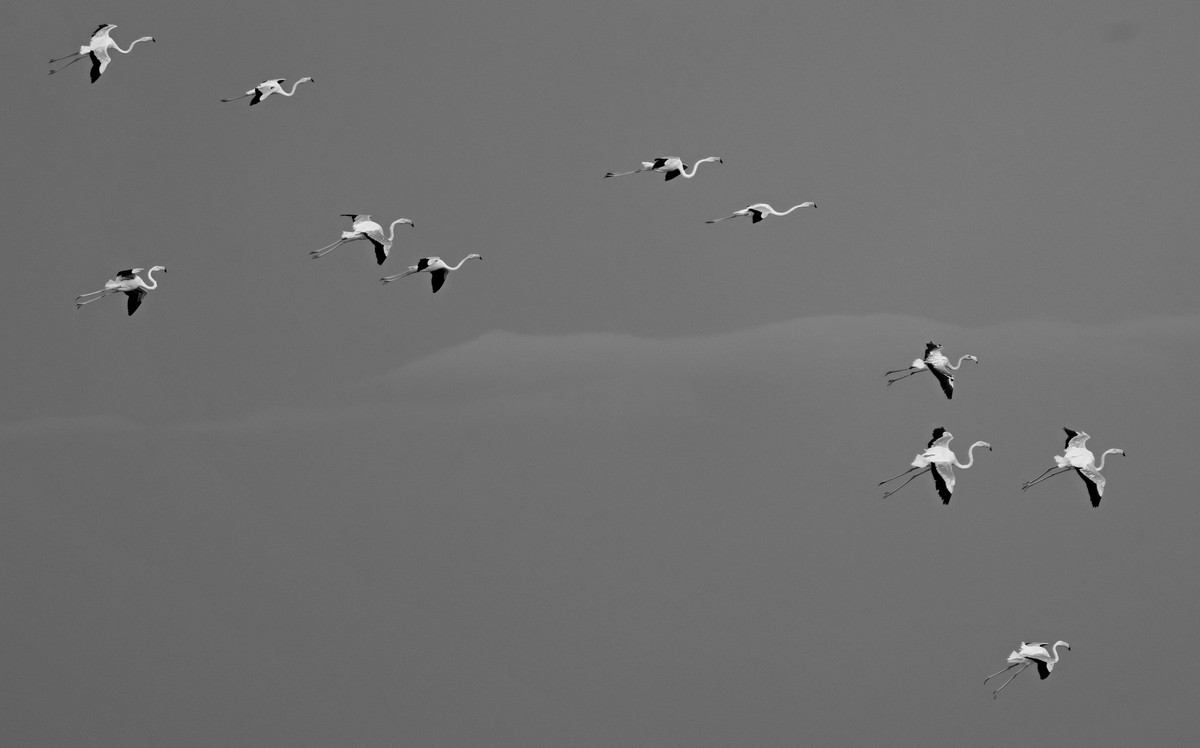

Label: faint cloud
[364,312,1200,424]
[0,414,145,440]
[168,404,385,435]
[378,312,1200,386]
[142,312,1200,435]
[1103,20,1140,44]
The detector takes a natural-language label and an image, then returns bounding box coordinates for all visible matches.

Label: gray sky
[4,1,1199,745]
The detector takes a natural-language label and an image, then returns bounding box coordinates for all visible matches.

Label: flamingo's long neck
[446,256,477,271]
[280,80,306,96]
[1048,643,1066,665]
[953,442,986,469]
[384,219,408,242]
[1094,449,1123,471]
[141,268,159,290]
[677,157,719,178]
[112,37,152,54]
[946,355,975,370]
[774,204,812,216]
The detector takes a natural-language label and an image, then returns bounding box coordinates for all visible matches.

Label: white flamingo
[49,24,155,83]
[879,427,991,504]
[310,214,413,265]
[75,266,166,315]
[885,341,978,399]
[222,77,315,105]
[605,156,723,181]
[706,201,816,224]
[1022,428,1125,507]
[381,255,482,293]
[984,641,1071,698]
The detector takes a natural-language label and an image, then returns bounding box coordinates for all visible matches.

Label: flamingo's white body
[310,214,413,265]
[984,641,1071,698]
[49,24,155,83]
[222,77,315,105]
[879,427,991,504]
[381,255,482,293]
[605,155,723,181]
[885,341,978,399]
[1022,428,1125,507]
[706,201,816,224]
[75,266,166,315]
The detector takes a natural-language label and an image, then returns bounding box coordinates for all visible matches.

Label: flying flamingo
[381,255,482,293]
[605,156,723,181]
[879,427,991,504]
[310,214,413,265]
[75,266,166,315]
[49,24,155,83]
[885,341,978,399]
[984,641,1071,698]
[1021,428,1125,507]
[221,77,315,105]
[706,202,816,224]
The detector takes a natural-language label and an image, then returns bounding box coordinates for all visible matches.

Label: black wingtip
[933,473,952,505]
[926,427,947,448]
[931,369,954,398]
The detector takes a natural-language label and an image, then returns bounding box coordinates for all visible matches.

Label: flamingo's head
[299,76,315,84]
[978,442,993,451]
[467,253,482,261]
[965,355,979,364]
[150,265,167,273]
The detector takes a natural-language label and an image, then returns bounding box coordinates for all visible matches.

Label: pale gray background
[3,1,1199,745]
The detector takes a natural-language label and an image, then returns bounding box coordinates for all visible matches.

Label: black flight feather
[931,464,953,505]
[430,269,447,293]
[125,288,146,315]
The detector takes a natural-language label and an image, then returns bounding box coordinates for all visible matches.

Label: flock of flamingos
[53,22,1123,700]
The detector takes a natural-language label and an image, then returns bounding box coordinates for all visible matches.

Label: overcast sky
[3,1,1199,745]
